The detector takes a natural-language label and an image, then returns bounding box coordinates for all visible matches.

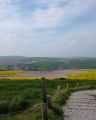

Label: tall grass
[0,78,96,119]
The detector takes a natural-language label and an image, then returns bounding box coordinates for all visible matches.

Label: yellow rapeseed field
[80,69,96,72]
[0,77,40,80]
[0,70,25,77]
[67,69,96,80]
[0,70,54,80]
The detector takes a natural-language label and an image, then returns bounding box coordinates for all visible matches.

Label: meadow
[0,78,96,120]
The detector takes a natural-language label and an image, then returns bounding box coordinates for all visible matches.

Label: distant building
[57,67,64,70]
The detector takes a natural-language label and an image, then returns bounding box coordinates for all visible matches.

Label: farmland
[0,70,25,77]
[9,69,86,78]
[67,69,96,80]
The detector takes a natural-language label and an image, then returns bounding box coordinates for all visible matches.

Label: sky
[0,0,96,57]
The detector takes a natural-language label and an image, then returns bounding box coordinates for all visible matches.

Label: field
[0,70,25,77]
[9,69,86,78]
[67,69,96,80]
[0,66,96,119]
[0,78,96,120]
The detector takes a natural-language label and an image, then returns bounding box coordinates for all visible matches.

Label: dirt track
[9,69,86,78]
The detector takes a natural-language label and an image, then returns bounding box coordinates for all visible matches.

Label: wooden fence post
[89,83,92,87]
[67,83,69,89]
[41,77,47,103]
[41,103,48,120]
[58,86,61,93]
[76,83,79,88]
[47,95,52,109]
[51,82,53,89]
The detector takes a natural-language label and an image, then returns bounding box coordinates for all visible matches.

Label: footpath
[63,90,96,120]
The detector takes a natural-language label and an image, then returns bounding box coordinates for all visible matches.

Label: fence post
[89,83,92,87]
[47,95,52,109]
[41,103,48,120]
[51,82,53,89]
[76,83,79,88]
[41,77,47,103]
[67,83,69,89]
[58,86,61,93]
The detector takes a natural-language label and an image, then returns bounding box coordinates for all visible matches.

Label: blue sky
[0,0,96,57]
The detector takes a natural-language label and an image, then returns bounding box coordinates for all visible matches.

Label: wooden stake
[67,83,69,89]
[47,95,52,109]
[58,86,61,93]
[51,82,53,89]
[89,83,92,87]
[76,83,79,88]
[41,77,47,103]
[41,103,48,120]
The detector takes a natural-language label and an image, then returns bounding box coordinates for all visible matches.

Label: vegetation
[0,69,6,71]
[1,56,96,70]
[0,78,96,120]
[0,70,25,77]
[67,69,96,80]
[80,69,96,71]
[50,86,95,120]
[69,58,96,69]
[0,77,40,80]
[0,67,96,119]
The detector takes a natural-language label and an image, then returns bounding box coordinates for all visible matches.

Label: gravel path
[63,90,96,120]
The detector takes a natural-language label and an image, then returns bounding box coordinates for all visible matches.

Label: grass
[0,79,96,120]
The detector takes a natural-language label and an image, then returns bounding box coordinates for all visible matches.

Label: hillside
[0,56,96,70]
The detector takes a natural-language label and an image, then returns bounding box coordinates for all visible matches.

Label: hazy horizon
[0,55,96,59]
[0,0,96,57]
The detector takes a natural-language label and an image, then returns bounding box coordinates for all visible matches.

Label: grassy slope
[69,58,96,69]
[1,56,96,69]
[0,79,96,120]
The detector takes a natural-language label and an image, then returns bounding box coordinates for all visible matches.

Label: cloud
[30,7,64,28]
[29,0,96,29]
[0,0,96,57]
[39,0,67,7]
[40,21,96,57]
